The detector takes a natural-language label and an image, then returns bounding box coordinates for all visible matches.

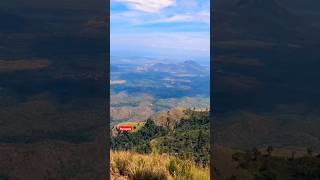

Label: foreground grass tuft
[110,151,209,180]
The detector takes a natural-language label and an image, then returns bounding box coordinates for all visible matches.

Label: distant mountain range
[136,60,208,75]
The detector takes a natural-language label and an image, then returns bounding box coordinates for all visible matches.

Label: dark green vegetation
[111,110,210,167]
[237,151,320,179]
[111,119,162,153]
[213,147,320,180]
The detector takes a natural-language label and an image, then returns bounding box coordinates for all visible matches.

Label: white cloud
[114,0,176,13]
[140,11,210,25]
[111,11,144,25]
[111,10,210,27]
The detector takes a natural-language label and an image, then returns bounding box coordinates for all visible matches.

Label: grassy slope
[110,151,209,180]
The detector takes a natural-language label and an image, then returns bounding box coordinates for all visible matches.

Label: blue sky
[111,0,210,62]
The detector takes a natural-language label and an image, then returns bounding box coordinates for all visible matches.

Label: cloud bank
[114,0,176,13]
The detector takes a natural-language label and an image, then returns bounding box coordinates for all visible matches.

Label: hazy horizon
[111,0,210,61]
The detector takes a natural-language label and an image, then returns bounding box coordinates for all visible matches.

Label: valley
[110,58,210,126]
[110,58,211,179]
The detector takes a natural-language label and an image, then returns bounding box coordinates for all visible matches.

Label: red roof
[117,125,133,132]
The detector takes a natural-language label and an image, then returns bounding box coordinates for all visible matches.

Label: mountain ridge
[136,60,207,75]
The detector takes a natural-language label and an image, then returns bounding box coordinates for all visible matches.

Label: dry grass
[110,151,209,180]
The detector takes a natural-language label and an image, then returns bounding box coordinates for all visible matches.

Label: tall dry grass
[110,151,209,180]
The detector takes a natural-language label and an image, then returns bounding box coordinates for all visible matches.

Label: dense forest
[111,110,210,167]
[213,147,320,179]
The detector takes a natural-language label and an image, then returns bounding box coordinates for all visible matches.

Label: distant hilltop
[136,60,208,75]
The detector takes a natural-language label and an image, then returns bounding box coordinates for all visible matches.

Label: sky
[111,0,210,62]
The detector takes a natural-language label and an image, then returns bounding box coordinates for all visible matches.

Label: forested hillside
[111,110,210,168]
